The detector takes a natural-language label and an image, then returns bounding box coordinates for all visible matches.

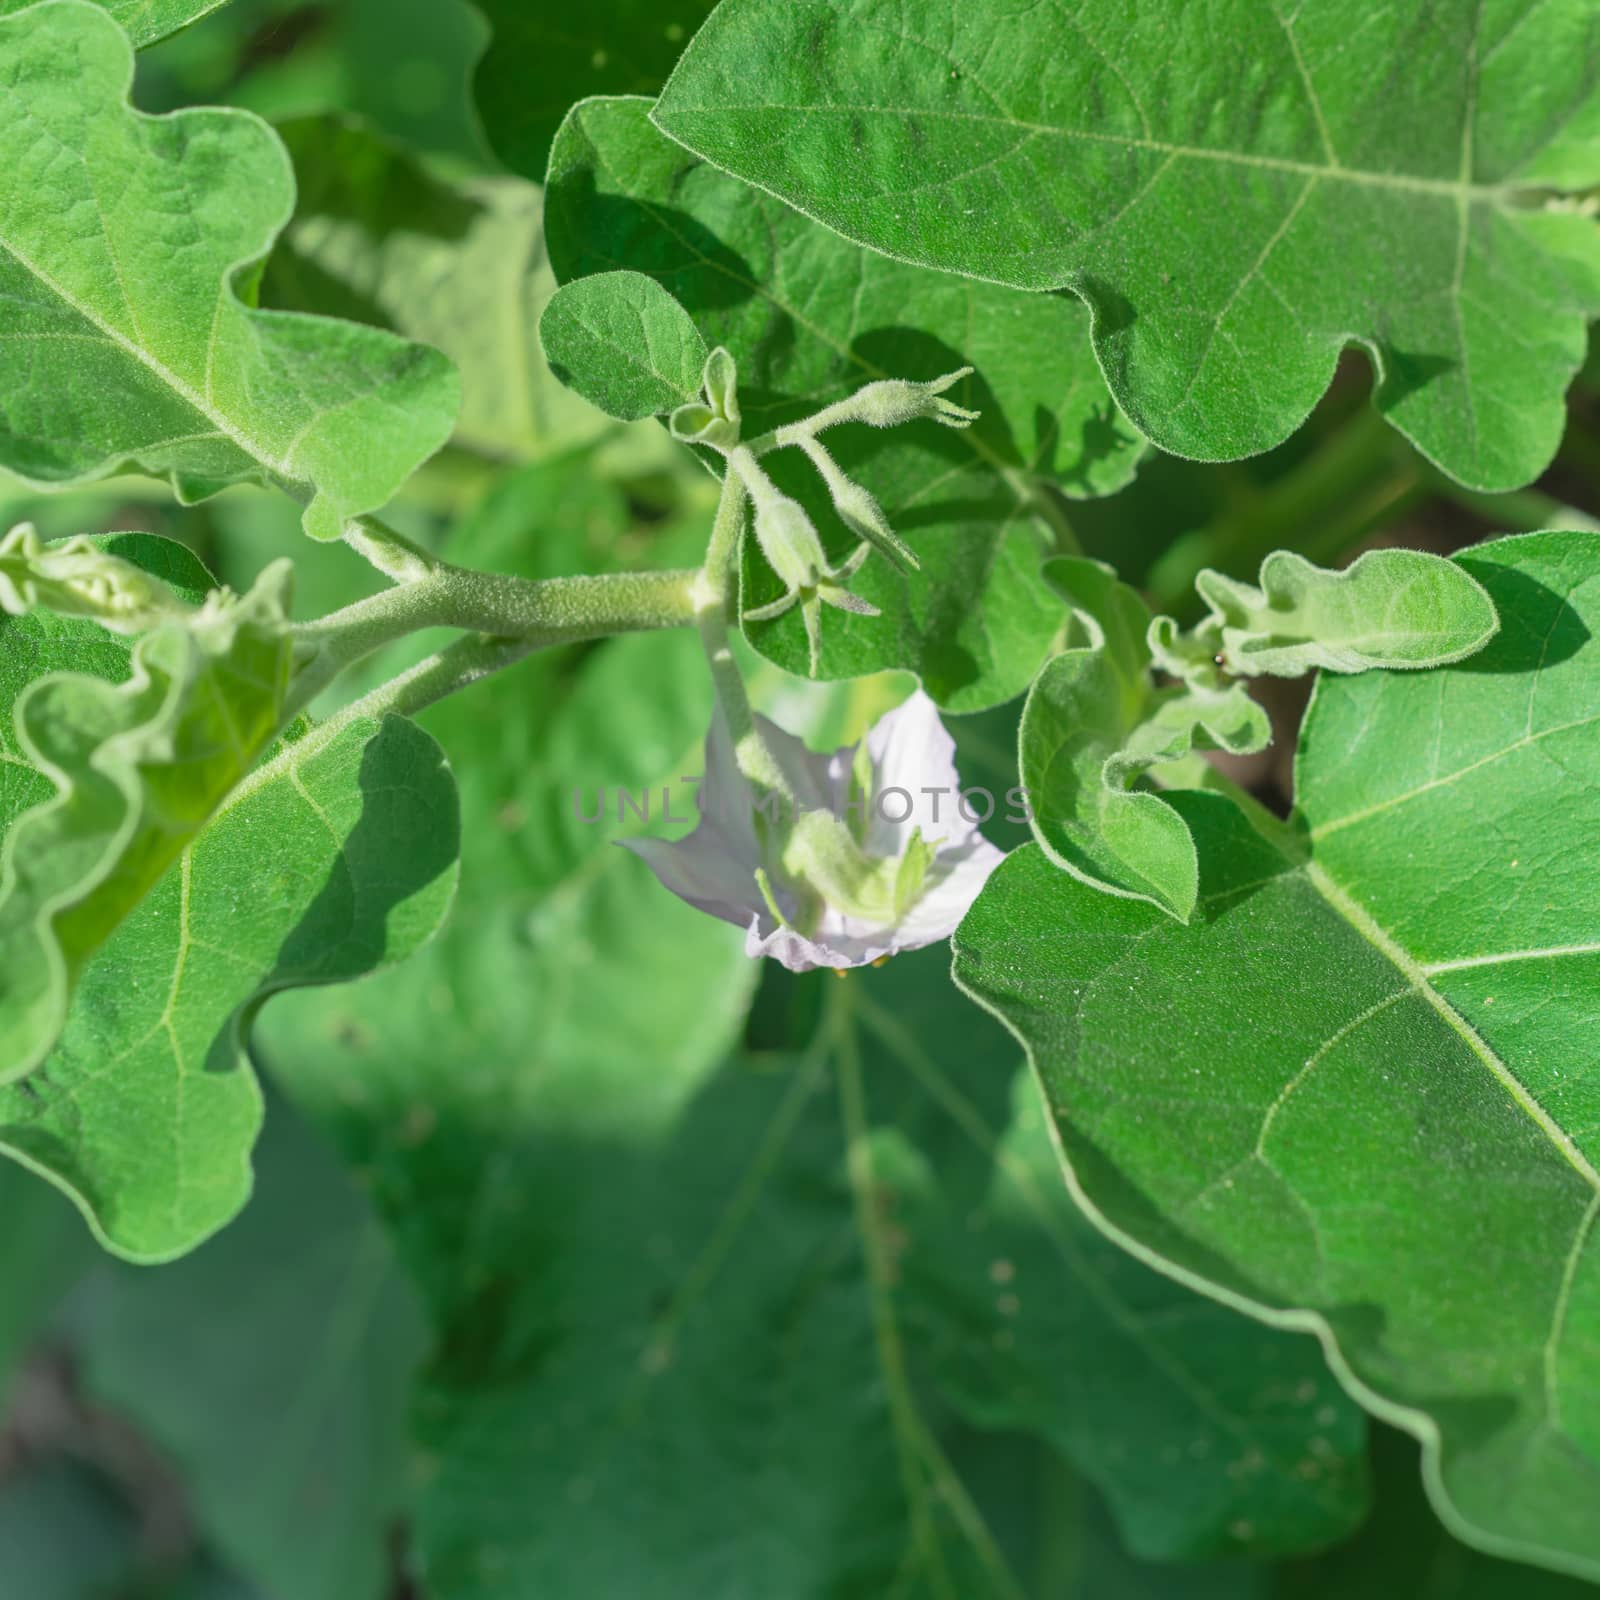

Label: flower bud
[797,438,920,572]
[670,401,715,441]
[839,367,979,430]
[752,493,827,595]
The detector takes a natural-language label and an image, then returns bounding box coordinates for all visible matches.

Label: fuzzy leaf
[955,530,1600,1581]
[1021,558,1270,923]
[654,0,1600,491]
[0,536,459,1261]
[0,1,458,539]
[0,555,298,1082]
[539,269,709,421]
[262,117,608,464]
[1192,548,1501,677]
[545,96,1144,711]
[0,0,228,48]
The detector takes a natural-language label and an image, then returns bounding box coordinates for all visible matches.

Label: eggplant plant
[0,0,1596,1595]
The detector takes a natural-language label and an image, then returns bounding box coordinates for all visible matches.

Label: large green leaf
[545,95,1144,711]
[263,118,608,464]
[0,0,227,48]
[72,1094,426,1600]
[0,1462,153,1598]
[954,529,1600,1579]
[0,538,459,1261]
[0,553,298,1081]
[472,0,716,179]
[654,0,1600,491]
[0,1,458,539]
[263,617,1370,1593]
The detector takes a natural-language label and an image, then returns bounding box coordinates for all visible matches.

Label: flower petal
[893,834,1005,949]
[862,689,978,854]
[621,830,764,930]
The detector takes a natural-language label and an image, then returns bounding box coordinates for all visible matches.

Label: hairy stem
[342,515,440,584]
[693,472,795,797]
[339,633,546,722]
[289,565,698,714]
[1431,475,1600,536]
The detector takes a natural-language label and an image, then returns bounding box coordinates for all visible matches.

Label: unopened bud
[670,401,715,440]
[752,493,827,594]
[843,367,979,430]
[797,439,920,572]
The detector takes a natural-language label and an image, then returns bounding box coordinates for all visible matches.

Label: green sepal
[892,825,937,919]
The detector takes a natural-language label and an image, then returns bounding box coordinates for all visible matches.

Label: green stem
[216,632,541,825]
[289,564,698,714]
[693,472,795,798]
[828,982,955,1599]
[342,515,439,584]
[1430,475,1600,535]
[348,633,544,721]
[1147,407,1406,617]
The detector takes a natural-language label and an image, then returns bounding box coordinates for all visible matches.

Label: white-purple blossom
[623,690,1003,972]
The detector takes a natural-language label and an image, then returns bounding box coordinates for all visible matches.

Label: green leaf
[262,117,609,464]
[72,1094,426,1600]
[1021,558,1270,922]
[545,96,1144,711]
[539,269,709,420]
[1192,549,1501,677]
[653,0,1600,491]
[1284,1425,1600,1598]
[0,555,299,1082]
[0,0,229,48]
[955,529,1600,1579]
[0,537,460,1261]
[472,0,716,178]
[0,1,458,540]
[262,627,1368,1586]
